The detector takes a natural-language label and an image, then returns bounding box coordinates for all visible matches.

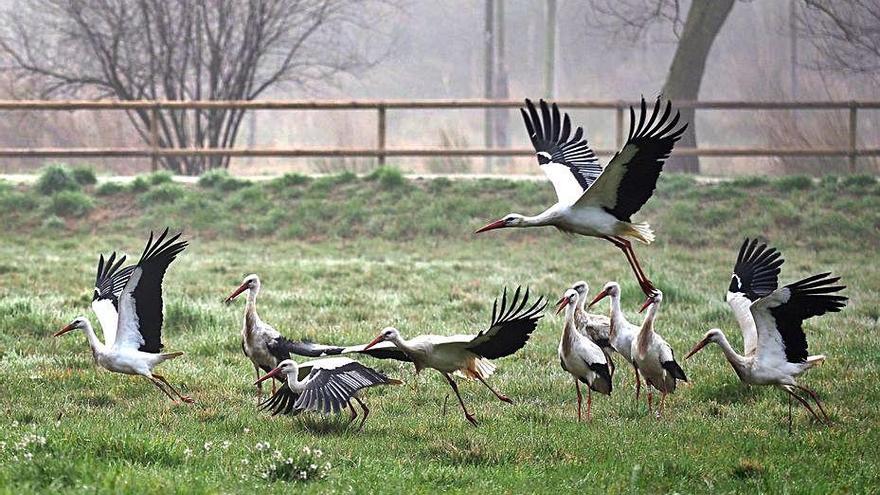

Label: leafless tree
[586,0,736,174]
[0,0,395,174]
[796,1,880,75]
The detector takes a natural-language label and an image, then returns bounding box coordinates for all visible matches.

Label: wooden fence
[0,99,877,173]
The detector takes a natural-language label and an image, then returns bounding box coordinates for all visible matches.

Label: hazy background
[0,0,877,176]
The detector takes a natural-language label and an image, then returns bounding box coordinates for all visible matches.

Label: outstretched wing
[90,252,136,346]
[521,99,603,205]
[463,286,547,359]
[575,97,686,221]
[114,229,188,353]
[340,340,413,362]
[727,238,784,356]
[294,359,399,414]
[258,383,304,416]
[751,273,847,364]
[267,336,345,362]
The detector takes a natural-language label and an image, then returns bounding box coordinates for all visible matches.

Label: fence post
[615,103,625,150]
[377,104,386,167]
[150,102,160,172]
[848,101,857,173]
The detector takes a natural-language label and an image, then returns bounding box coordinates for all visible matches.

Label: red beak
[555,296,569,315]
[54,323,75,337]
[474,219,506,234]
[224,283,249,304]
[254,366,282,385]
[588,289,609,308]
[638,296,654,313]
[685,338,709,360]
[363,334,385,350]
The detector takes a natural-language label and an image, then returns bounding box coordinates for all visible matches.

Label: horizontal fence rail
[0,99,877,172]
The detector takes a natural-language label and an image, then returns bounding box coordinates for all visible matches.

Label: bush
[71,166,97,186]
[269,173,311,190]
[140,183,186,205]
[366,166,406,189]
[128,176,151,192]
[773,175,813,192]
[841,174,876,188]
[48,190,94,217]
[148,171,173,185]
[95,182,126,196]
[198,169,249,191]
[36,165,80,195]
[730,176,769,188]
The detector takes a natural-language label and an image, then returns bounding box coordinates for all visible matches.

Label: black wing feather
[466,286,547,359]
[603,96,687,221]
[93,252,136,309]
[131,228,188,353]
[521,99,603,190]
[771,272,847,363]
[292,362,396,414]
[729,238,784,300]
[266,336,345,362]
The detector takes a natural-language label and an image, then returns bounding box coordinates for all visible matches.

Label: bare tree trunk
[494,0,509,153]
[544,0,557,98]
[484,0,495,172]
[662,0,735,173]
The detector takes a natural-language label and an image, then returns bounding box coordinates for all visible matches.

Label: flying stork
[54,229,194,404]
[255,357,401,431]
[346,286,546,426]
[556,288,612,421]
[589,281,643,399]
[630,290,687,415]
[224,274,344,398]
[685,238,847,432]
[475,97,687,297]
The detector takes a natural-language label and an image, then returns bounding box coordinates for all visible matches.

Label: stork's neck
[244,289,260,332]
[636,301,659,356]
[81,320,107,358]
[608,293,627,338]
[389,334,416,356]
[285,365,304,390]
[562,305,579,348]
[521,208,559,227]
[711,331,751,378]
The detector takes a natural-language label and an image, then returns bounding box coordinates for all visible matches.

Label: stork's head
[364,327,400,350]
[474,213,526,234]
[54,316,89,337]
[255,359,298,385]
[555,288,579,315]
[224,274,260,303]
[570,280,589,297]
[639,290,663,313]
[588,281,620,308]
[685,328,723,360]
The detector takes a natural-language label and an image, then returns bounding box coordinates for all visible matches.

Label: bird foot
[465,413,479,427]
[180,396,195,404]
[499,395,514,404]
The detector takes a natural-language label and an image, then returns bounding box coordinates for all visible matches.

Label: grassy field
[1,168,879,494]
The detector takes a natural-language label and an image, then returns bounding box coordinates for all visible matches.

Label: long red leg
[795,385,831,425]
[154,374,194,404]
[476,376,513,404]
[353,396,370,431]
[647,390,653,413]
[634,366,641,400]
[149,377,177,402]
[587,387,593,422]
[783,386,822,432]
[614,236,656,295]
[444,374,477,427]
[575,378,582,422]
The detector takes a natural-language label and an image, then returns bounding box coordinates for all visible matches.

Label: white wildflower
[309,464,317,471]
[243,428,251,433]
[221,441,231,450]
[299,471,308,480]
[314,448,322,458]
[23,452,33,461]
[302,446,311,455]
[286,457,294,465]
[183,448,193,457]
[203,441,213,451]
[240,458,249,465]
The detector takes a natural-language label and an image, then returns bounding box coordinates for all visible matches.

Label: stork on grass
[55,229,193,404]
[224,274,344,398]
[556,288,612,421]
[475,97,687,297]
[686,238,847,432]
[347,286,547,427]
[631,290,687,416]
[568,280,615,376]
[588,281,643,400]
[255,357,401,431]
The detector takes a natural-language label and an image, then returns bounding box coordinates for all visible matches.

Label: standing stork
[589,281,643,399]
[224,274,344,398]
[475,97,687,296]
[631,290,687,415]
[54,229,193,404]
[569,281,613,353]
[685,239,846,432]
[346,286,546,426]
[255,357,401,431]
[556,288,612,421]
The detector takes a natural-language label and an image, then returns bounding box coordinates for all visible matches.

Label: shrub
[128,176,151,192]
[48,190,94,217]
[198,169,249,191]
[366,166,406,189]
[773,175,812,192]
[140,183,186,205]
[148,170,173,185]
[71,166,97,186]
[841,174,876,189]
[36,164,80,194]
[95,182,126,196]
[269,173,311,190]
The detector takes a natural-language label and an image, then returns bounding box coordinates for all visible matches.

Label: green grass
[0,172,879,493]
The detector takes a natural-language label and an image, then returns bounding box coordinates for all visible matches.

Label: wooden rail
[0,99,876,172]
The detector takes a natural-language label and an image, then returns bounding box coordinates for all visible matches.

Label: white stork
[569,281,613,352]
[224,274,344,398]
[475,97,687,297]
[255,357,401,430]
[88,252,136,347]
[346,286,546,426]
[686,238,847,432]
[556,288,612,421]
[588,281,643,399]
[54,229,193,404]
[631,290,687,415]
